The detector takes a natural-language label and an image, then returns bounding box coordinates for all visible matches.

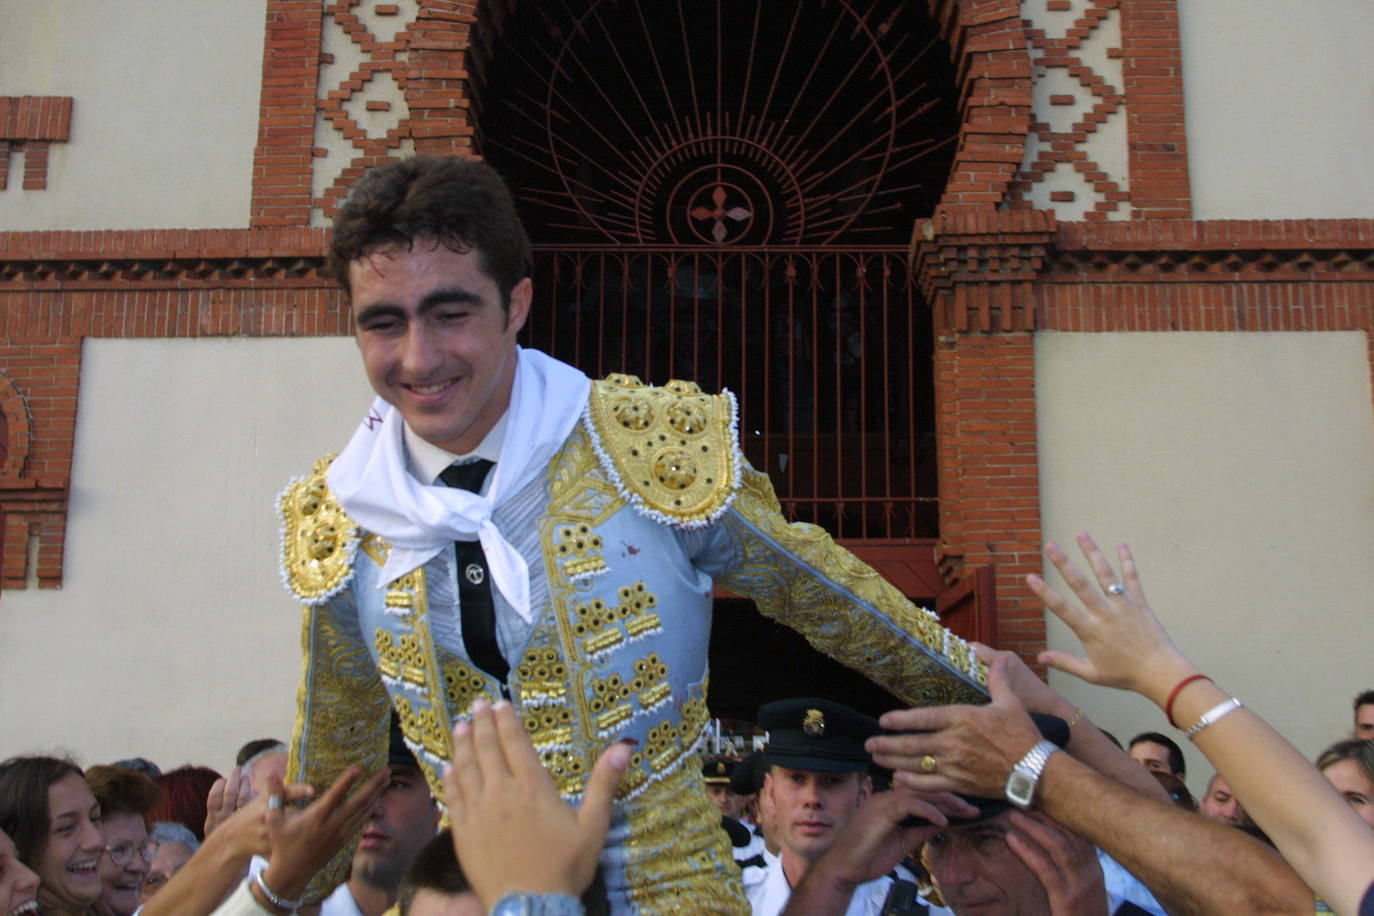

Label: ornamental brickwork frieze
[912,209,1057,336]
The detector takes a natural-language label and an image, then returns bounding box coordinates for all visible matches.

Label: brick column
[915,209,1056,663]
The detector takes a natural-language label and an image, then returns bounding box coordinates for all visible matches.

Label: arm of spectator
[782,789,968,916]
[867,657,1314,916]
[1032,751,1312,916]
[140,783,312,916]
[971,643,1168,803]
[1031,533,1374,916]
[442,699,630,909]
[1003,811,1109,916]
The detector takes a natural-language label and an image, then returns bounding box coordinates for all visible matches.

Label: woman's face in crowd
[1322,758,1374,829]
[35,773,104,914]
[94,813,149,916]
[0,827,40,916]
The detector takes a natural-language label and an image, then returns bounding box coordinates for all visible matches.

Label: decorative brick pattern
[1006,0,1130,220]
[251,0,477,228]
[0,96,75,192]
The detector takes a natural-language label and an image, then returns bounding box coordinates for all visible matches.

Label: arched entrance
[473,0,965,715]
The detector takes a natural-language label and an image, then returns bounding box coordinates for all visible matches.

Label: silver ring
[1106,583,1125,596]
[266,795,284,811]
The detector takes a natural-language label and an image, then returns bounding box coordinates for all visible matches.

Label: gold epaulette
[278,453,361,604]
[584,374,743,528]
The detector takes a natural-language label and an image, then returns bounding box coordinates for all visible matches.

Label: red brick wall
[1119,0,1190,217]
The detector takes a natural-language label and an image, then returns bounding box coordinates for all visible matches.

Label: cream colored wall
[0,0,266,230]
[1178,0,1374,219]
[0,338,374,770]
[1036,331,1374,796]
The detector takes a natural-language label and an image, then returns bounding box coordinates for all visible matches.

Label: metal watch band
[1005,739,1058,809]
[489,892,584,916]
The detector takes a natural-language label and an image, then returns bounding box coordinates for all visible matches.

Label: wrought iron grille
[522,246,938,539]
[477,0,958,538]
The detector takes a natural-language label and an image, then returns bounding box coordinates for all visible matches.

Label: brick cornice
[1047,219,1374,282]
[0,229,329,288]
[912,208,1058,334]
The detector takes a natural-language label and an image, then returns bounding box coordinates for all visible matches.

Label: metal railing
[523,247,937,539]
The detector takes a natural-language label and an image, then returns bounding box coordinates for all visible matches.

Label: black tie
[437,459,509,682]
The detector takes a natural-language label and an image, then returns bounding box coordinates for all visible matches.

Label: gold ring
[919,754,937,774]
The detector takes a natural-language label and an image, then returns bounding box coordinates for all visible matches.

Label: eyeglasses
[104,839,158,867]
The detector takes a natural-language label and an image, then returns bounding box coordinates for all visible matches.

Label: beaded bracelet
[1183,697,1243,740]
[254,873,305,914]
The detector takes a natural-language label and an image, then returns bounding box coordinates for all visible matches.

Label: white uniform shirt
[745,851,899,916]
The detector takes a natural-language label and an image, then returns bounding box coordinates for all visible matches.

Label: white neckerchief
[327,347,591,622]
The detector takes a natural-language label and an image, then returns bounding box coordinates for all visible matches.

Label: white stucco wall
[1036,331,1374,795]
[0,337,374,771]
[0,0,267,230]
[1178,0,1374,219]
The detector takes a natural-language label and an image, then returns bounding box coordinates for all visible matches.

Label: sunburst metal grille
[475,0,960,246]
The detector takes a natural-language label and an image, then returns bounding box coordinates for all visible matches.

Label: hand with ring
[1029,533,1196,704]
[866,655,1044,799]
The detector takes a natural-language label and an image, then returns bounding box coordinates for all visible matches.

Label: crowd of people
[2,535,1372,915]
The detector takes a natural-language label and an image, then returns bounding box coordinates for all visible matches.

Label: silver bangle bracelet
[254,873,305,914]
[1183,697,1243,739]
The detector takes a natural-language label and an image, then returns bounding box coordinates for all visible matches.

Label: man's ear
[857,774,873,805]
[505,277,532,335]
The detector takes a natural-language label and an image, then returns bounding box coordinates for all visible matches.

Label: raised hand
[1029,533,1195,704]
[443,699,630,907]
[258,766,389,903]
[204,765,253,838]
[867,655,1043,799]
[1004,811,1108,915]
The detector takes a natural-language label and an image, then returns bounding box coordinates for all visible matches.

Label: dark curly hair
[326,156,532,309]
[84,765,161,821]
[0,756,86,865]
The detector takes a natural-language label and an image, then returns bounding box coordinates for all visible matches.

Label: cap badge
[714,762,726,775]
[803,708,826,736]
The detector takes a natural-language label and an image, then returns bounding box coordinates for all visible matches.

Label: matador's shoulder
[277,453,376,604]
[584,373,745,528]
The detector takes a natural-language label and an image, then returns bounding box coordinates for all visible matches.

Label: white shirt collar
[403,413,508,485]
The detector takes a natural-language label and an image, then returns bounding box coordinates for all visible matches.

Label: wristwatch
[1005,740,1059,809]
[489,892,584,916]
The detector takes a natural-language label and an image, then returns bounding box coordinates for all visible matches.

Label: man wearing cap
[747,698,911,916]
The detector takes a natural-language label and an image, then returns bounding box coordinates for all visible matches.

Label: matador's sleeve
[713,464,988,707]
[584,375,987,707]
[277,456,392,901]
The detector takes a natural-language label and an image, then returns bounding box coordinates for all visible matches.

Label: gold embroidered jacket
[279,374,986,913]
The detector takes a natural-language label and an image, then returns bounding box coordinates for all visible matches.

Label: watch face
[1007,771,1035,808]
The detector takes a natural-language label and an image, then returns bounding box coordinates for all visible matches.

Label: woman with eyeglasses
[0,756,105,916]
[83,767,161,916]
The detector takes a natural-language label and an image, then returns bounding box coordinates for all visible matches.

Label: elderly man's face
[924,814,1051,916]
[1199,775,1246,827]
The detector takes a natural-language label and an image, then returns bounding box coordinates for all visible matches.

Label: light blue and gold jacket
[279,374,987,914]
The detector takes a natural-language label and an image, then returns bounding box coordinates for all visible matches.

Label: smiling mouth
[9,900,39,916]
[68,857,99,877]
[405,378,458,396]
